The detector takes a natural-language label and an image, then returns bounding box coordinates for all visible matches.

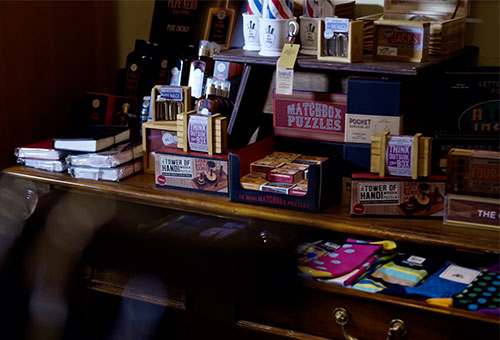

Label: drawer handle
[386,319,407,340]
[332,307,359,340]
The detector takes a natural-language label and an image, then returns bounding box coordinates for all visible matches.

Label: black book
[53,126,131,152]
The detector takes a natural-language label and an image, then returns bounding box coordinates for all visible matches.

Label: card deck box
[240,173,268,190]
[229,137,341,212]
[267,166,304,184]
[273,90,347,143]
[373,20,430,62]
[358,0,469,56]
[350,173,446,218]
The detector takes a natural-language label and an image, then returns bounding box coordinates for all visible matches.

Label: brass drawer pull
[387,319,407,340]
[332,307,358,340]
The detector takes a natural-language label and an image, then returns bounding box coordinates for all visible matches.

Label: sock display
[453,270,500,313]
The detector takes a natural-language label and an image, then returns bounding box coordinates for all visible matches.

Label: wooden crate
[357,0,469,56]
[317,19,364,63]
[142,120,178,173]
[150,85,191,123]
[176,111,228,156]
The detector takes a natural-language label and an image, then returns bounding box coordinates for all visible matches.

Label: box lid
[384,0,470,18]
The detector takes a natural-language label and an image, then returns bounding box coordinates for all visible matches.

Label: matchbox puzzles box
[273,90,347,143]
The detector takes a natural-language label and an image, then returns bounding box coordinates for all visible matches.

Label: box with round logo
[142,120,179,173]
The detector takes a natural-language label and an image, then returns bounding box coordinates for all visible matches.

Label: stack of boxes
[343,77,404,171]
[241,152,328,197]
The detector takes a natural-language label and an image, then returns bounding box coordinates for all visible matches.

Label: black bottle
[169,44,197,87]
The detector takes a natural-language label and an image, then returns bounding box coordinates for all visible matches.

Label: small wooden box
[176,111,228,156]
[151,85,191,123]
[358,0,469,56]
[317,18,364,63]
[371,132,432,179]
[142,120,178,173]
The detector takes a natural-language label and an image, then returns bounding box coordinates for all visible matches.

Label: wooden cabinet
[2,167,498,339]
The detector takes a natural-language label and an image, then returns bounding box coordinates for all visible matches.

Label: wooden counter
[3,166,498,254]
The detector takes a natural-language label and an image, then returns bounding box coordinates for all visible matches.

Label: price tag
[439,264,481,285]
[276,43,300,95]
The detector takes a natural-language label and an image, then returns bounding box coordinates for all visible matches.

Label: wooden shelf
[214,46,479,76]
[3,166,498,254]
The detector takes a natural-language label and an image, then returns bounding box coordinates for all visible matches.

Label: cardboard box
[155,147,229,195]
[347,78,402,116]
[358,0,469,55]
[351,174,446,217]
[345,113,403,144]
[229,137,340,212]
[273,90,347,143]
[446,149,500,198]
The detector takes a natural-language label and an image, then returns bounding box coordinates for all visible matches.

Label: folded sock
[371,261,428,287]
[453,270,500,312]
[405,264,469,299]
[298,243,381,278]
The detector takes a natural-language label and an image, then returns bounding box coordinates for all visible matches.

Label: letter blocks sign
[273,90,347,143]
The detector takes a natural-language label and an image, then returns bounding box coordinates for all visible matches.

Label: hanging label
[276,43,300,95]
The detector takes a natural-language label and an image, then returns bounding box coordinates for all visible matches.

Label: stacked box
[344,78,404,171]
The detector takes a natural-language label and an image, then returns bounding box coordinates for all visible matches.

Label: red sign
[273,90,347,142]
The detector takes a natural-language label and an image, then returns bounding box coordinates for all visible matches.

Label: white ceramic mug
[258,17,299,57]
[242,12,260,51]
[299,16,320,55]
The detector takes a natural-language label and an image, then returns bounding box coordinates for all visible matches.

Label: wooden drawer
[238,280,499,340]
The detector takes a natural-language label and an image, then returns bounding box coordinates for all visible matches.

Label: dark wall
[0,1,118,170]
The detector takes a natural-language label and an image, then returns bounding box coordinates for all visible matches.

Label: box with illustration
[350,173,446,217]
[154,147,230,195]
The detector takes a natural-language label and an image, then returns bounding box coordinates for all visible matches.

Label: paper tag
[325,17,349,33]
[320,241,342,251]
[276,43,299,95]
[406,255,426,265]
[278,43,300,69]
[439,264,481,285]
[276,68,294,95]
[187,115,209,152]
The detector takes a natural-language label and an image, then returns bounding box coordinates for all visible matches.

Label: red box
[273,90,347,142]
[350,173,446,218]
[85,92,137,126]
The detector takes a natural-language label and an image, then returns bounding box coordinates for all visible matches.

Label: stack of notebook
[15,126,143,181]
